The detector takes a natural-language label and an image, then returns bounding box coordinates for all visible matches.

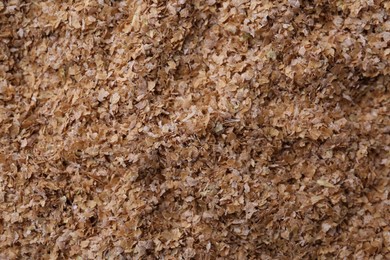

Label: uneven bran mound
[0,0,389,259]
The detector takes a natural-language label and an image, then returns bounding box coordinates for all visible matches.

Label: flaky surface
[0,0,389,259]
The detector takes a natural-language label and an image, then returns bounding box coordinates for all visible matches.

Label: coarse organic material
[0,0,389,259]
